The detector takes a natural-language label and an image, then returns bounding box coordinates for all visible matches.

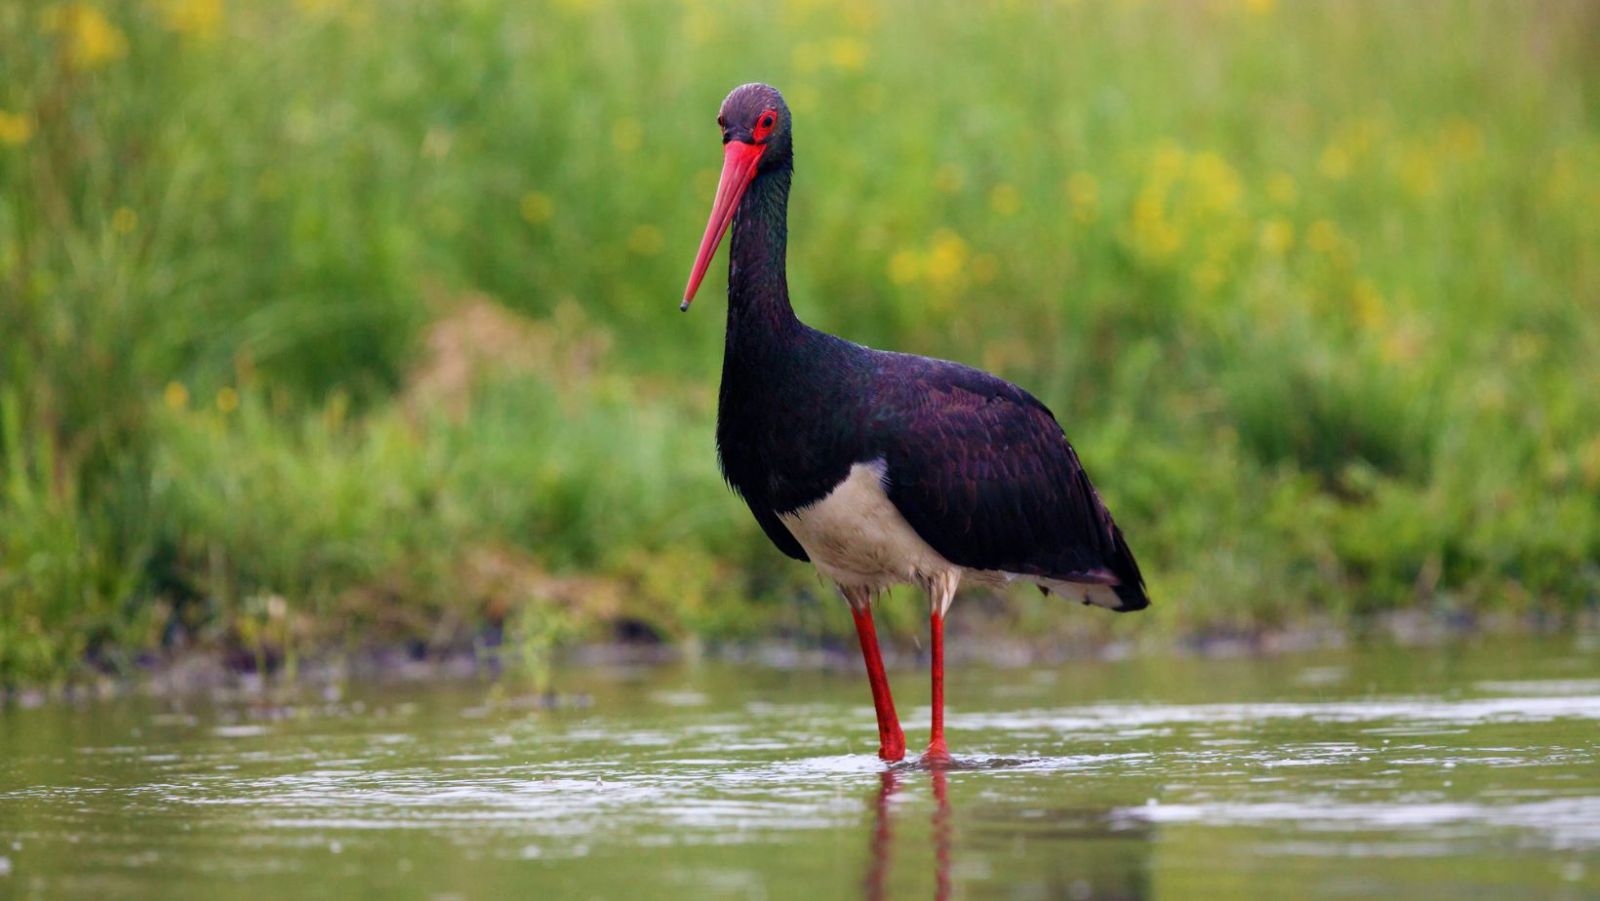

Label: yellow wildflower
[1438,118,1482,159]
[989,183,1022,217]
[1067,171,1098,223]
[111,207,139,234]
[1151,141,1187,182]
[1350,278,1384,331]
[1258,217,1294,255]
[163,381,189,410]
[41,3,127,70]
[1306,218,1357,267]
[520,191,554,225]
[1129,190,1182,262]
[1318,145,1350,180]
[1191,261,1226,293]
[924,229,969,287]
[827,37,868,72]
[1123,142,1250,268]
[627,224,663,256]
[611,118,642,154]
[216,386,240,413]
[1242,0,1276,14]
[153,0,223,40]
[1306,219,1342,254]
[1398,144,1437,198]
[0,110,35,147]
[1189,152,1242,214]
[887,249,921,286]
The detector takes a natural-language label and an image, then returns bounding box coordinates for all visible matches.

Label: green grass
[2,0,1598,684]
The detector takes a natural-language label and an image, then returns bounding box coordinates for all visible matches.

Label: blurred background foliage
[1,0,1598,684]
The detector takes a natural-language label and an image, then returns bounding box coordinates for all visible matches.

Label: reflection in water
[931,770,951,901]
[865,767,953,901]
[865,760,1156,899]
[864,770,898,901]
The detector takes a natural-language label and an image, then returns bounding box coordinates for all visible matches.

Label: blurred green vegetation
[2,0,1598,685]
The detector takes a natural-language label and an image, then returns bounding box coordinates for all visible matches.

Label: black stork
[681,83,1149,765]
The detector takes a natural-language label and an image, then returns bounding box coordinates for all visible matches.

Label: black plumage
[700,83,1147,613]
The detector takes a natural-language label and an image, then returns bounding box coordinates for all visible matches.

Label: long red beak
[681,140,766,311]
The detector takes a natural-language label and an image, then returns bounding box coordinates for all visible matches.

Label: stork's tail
[1105,523,1149,612]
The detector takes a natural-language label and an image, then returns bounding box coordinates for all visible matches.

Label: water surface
[3,637,1599,898]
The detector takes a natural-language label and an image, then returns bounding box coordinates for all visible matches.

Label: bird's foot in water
[921,737,954,768]
[878,731,906,762]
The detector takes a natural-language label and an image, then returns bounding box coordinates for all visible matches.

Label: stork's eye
[752,109,778,141]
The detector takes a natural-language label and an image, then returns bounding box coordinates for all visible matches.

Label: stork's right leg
[844,586,906,762]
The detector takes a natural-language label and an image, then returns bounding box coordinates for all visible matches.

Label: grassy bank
[2,0,1598,685]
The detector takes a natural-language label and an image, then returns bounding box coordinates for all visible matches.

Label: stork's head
[681,83,791,311]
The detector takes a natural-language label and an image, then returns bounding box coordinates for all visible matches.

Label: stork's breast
[777,459,955,589]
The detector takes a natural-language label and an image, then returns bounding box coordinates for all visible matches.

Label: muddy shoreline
[5,607,1594,709]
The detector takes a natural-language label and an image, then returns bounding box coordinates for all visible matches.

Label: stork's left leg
[925,571,960,764]
[845,586,906,762]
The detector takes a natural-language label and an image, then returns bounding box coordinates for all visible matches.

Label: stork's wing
[746,499,810,562]
[872,360,1147,610]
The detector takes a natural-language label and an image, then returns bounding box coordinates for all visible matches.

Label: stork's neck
[725,162,799,337]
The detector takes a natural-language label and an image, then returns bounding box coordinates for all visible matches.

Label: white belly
[777,460,956,592]
[776,458,1126,611]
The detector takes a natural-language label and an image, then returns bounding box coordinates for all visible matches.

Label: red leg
[925,609,951,763]
[850,601,906,761]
